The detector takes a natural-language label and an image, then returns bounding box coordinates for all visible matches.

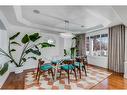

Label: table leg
[54,65,58,81]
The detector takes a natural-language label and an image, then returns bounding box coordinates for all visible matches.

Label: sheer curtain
[108,24,125,73]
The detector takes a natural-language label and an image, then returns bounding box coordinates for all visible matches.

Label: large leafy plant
[70,37,77,58]
[0,32,55,68]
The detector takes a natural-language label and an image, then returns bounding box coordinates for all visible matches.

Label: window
[47,39,55,44]
[86,37,90,55]
[101,34,108,56]
[86,33,108,57]
[43,37,56,45]
[92,35,101,56]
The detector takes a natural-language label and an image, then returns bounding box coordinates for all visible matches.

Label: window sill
[87,55,108,58]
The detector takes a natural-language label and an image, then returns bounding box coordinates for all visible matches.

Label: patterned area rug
[24,66,111,90]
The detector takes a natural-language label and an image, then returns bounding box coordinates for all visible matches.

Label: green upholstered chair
[59,60,77,84]
[74,57,87,79]
[36,59,54,81]
[51,60,60,65]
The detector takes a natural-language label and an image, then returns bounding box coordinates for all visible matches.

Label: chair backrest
[63,60,74,65]
[76,57,82,62]
[81,56,88,65]
[76,56,88,65]
[38,59,45,69]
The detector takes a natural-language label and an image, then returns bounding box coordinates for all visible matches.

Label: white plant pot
[15,66,24,74]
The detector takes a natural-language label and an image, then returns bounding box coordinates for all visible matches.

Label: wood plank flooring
[1,66,127,89]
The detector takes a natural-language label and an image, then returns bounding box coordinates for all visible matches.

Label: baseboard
[124,74,127,79]
[88,63,108,70]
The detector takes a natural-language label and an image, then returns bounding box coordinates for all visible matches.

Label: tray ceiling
[0,6,126,34]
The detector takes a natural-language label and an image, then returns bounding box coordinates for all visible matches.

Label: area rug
[24,66,112,90]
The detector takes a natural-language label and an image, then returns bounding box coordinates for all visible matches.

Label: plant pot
[15,66,23,74]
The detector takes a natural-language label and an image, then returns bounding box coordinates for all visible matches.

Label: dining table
[51,58,75,81]
[50,56,86,81]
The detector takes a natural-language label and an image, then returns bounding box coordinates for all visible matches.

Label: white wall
[86,28,108,68]
[8,30,64,71]
[0,10,11,88]
[0,30,8,65]
[124,28,127,78]
[87,56,108,68]
[0,10,65,87]
[0,27,65,87]
[0,30,10,88]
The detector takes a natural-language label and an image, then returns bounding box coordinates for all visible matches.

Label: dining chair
[51,56,62,65]
[36,59,54,82]
[59,59,77,84]
[74,57,87,79]
[84,55,88,67]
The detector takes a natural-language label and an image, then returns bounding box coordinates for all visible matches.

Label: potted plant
[70,37,77,58]
[0,32,55,74]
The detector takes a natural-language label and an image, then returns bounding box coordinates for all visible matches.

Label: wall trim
[124,74,127,79]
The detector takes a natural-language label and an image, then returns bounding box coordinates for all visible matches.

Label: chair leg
[82,67,84,71]
[79,67,82,79]
[76,68,78,73]
[54,69,56,76]
[73,68,77,81]
[36,69,39,79]
[70,70,73,74]
[51,69,54,80]
[67,70,70,84]
[48,70,51,75]
[59,69,62,78]
[83,65,87,76]
[38,71,41,82]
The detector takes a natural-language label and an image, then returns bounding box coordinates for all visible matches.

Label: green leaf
[9,32,20,40]
[10,60,13,63]
[10,49,16,52]
[25,49,41,56]
[71,47,76,58]
[39,42,55,48]
[64,49,67,56]
[22,34,29,44]
[35,45,39,49]
[22,58,26,62]
[29,33,41,42]
[0,63,8,76]
[27,57,37,60]
[10,41,21,46]
[25,49,31,54]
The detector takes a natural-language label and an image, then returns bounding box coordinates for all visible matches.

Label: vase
[15,66,23,74]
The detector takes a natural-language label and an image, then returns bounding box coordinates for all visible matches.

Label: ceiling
[0,6,127,34]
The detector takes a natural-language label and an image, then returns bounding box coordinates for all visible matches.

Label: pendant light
[60,20,74,38]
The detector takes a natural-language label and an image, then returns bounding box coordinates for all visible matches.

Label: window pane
[86,37,89,55]
[101,34,108,56]
[93,35,101,56]
[85,33,108,57]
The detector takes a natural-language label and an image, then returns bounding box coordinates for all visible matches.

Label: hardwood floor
[1,66,127,89]
[92,73,127,89]
[1,69,33,89]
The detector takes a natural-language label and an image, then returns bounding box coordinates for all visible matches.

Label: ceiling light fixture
[81,25,84,27]
[33,9,40,14]
[60,20,74,38]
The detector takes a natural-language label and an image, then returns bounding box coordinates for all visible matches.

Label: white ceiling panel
[0,6,125,34]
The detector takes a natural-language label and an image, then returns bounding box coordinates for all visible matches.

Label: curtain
[76,34,86,56]
[108,24,125,73]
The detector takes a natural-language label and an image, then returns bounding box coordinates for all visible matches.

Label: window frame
[85,33,108,57]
